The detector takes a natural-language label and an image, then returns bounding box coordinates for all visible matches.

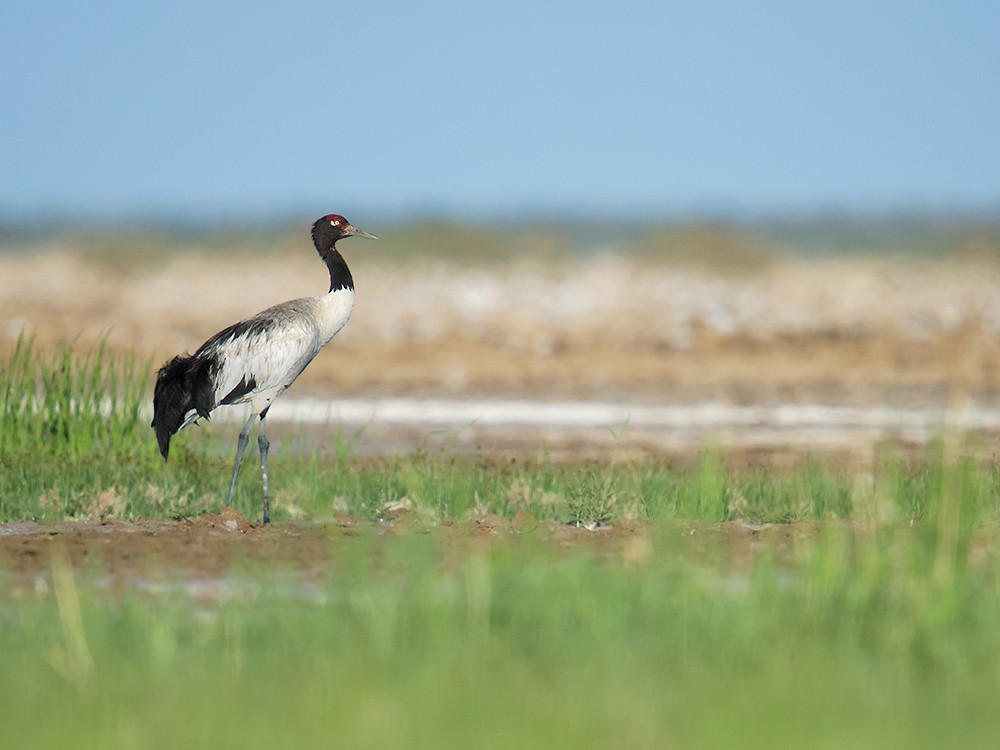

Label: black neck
[314,238,354,292]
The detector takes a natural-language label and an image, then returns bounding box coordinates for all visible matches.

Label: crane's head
[312,214,378,247]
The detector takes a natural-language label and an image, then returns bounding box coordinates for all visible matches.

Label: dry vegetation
[3,224,1000,406]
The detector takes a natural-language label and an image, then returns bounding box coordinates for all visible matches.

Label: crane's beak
[344,224,378,240]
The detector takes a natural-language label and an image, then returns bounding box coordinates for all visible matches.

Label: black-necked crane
[151,213,376,523]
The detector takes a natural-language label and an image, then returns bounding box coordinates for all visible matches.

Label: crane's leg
[225,413,257,507]
[258,414,271,524]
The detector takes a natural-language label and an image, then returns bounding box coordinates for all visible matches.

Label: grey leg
[258,415,271,524]
[225,413,257,507]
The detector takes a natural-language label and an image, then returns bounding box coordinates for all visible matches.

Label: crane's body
[151,214,376,523]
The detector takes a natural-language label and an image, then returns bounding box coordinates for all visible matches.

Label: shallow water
[193,396,1000,456]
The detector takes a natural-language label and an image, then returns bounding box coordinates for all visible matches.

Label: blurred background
[3,1,1000,456]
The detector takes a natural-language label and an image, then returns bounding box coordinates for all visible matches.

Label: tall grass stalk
[0,335,148,457]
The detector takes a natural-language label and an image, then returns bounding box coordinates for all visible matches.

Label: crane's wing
[197,302,322,412]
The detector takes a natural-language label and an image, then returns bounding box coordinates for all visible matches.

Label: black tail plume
[151,355,215,460]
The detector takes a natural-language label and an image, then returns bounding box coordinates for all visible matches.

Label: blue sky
[2,1,998,221]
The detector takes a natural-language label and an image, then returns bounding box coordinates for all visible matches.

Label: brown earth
[0,506,814,593]
[4,507,995,595]
[2,249,999,404]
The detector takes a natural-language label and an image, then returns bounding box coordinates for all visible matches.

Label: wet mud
[0,507,818,596]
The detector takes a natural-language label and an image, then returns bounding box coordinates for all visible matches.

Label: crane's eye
[331,218,340,226]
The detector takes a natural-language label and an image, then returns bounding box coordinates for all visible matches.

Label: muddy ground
[5,506,996,594]
[0,506,817,591]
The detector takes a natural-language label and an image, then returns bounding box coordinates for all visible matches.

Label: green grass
[0,335,168,520]
[3,518,1000,749]
[0,334,148,457]
[3,343,1000,748]
[2,338,999,532]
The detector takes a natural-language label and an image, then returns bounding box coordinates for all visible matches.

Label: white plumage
[152,214,376,523]
[193,294,354,421]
